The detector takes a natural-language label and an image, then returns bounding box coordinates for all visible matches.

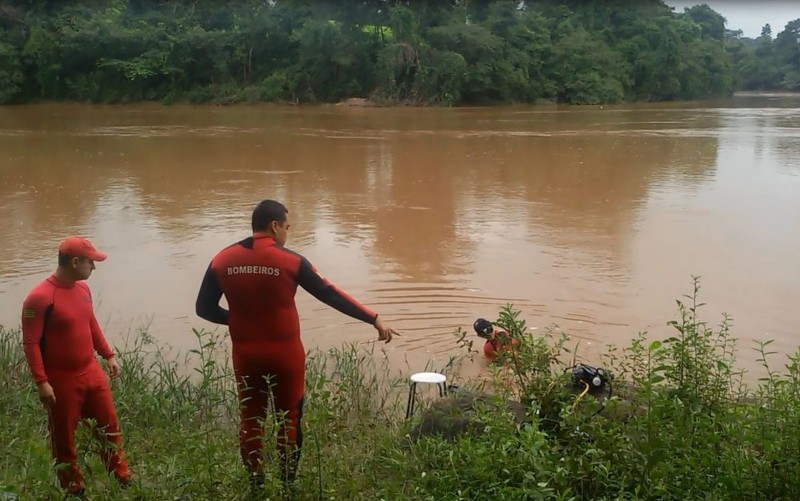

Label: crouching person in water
[196,199,399,490]
[473,318,521,361]
[20,237,132,497]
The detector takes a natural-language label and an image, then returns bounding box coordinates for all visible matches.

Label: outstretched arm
[196,264,229,325]
[297,257,399,343]
[297,257,377,324]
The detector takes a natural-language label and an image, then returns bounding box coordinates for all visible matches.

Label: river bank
[2,282,800,500]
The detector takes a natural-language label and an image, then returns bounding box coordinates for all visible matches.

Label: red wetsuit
[195,235,377,477]
[21,275,130,494]
[483,331,521,360]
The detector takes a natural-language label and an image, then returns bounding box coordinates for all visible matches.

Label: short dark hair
[57,252,89,266]
[251,200,288,232]
[58,252,72,267]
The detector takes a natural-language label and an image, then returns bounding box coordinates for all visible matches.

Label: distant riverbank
[6,2,787,107]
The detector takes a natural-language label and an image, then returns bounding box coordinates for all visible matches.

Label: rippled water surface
[1,94,798,377]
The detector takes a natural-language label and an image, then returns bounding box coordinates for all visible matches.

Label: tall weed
[2,278,800,499]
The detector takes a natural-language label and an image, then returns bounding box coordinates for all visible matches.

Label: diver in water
[473,318,520,361]
[474,318,611,397]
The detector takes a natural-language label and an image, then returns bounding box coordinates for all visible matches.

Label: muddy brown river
[1,94,798,380]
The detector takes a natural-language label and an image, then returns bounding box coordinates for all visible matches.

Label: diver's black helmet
[473,318,494,339]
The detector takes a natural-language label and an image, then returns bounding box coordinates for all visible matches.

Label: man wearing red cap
[196,199,399,489]
[21,236,132,497]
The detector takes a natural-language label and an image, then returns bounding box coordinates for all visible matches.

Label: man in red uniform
[21,237,132,497]
[196,199,399,487]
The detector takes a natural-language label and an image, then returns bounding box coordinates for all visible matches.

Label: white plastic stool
[405,372,447,419]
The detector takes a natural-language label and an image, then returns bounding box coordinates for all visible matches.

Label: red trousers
[234,345,305,480]
[46,362,130,493]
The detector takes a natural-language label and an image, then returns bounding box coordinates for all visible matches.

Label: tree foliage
[0,0,794,105]
[726,17,800,92]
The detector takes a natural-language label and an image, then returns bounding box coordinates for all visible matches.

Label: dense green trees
[0,0,796,105]
[727,18,800,92]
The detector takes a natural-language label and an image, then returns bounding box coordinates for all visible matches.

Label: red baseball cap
[58,236,108,262]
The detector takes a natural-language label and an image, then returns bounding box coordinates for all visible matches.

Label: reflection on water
[1,96,799,378]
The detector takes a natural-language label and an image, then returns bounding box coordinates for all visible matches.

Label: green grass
[3,277,800,500]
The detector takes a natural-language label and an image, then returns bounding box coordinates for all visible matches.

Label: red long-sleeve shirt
[21,275,114,384]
